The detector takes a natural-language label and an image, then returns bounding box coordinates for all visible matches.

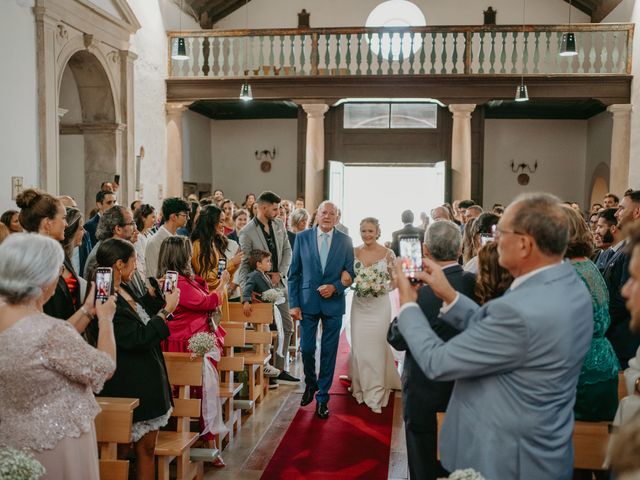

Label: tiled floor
[203,356,408,479]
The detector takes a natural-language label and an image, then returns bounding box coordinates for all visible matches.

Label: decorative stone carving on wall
[57,24,68,42]
[83,33,94,50]
[107,50,121,64]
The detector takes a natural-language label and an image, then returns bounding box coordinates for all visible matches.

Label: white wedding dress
[349,252,401,413]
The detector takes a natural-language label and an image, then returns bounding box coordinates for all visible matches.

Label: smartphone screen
[95,267,112,304]
[399,236,422,279]
[480,234,494,247]
[163,270,178,293]
[217,259,227,279]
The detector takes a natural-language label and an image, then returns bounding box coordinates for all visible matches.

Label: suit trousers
[274,289,294,371]
[405,413,448,480]
[300,313,342,403]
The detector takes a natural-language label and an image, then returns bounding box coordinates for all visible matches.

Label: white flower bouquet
[261,288,285,303]
[439,469,486,480]
[0,446,45,480]
[352,262,390,298]
[187,332,217,358]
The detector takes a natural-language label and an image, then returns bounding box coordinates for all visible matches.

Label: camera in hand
[399,236,422,284]
[95,267,113,304]
[217,258,227,279]
[163,270,178,293]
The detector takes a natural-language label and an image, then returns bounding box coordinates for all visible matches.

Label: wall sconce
[255,148,277,172]
[511,159,538,185]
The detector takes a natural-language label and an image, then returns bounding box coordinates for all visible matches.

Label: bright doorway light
[365,0,426,61]
[338,163,445,245]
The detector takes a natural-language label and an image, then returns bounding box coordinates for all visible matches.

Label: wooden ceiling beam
[590,0,624,22]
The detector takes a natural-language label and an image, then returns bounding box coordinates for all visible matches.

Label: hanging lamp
[239,0,253,101]
[515,0,529,102]
[560,0,578,57]
[172,0,189,60]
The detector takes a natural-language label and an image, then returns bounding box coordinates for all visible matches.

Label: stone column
[34,6,60,194]
[607,104,632,195]
[119,50,138,206]
[301,103,329,211]
[166,103,188,198]
[448,104,476,201]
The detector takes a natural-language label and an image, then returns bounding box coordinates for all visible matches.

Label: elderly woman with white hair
[0,233,117,480]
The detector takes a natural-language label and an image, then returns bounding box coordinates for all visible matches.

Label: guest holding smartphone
[158,236,229,465]
[88,238,179,480]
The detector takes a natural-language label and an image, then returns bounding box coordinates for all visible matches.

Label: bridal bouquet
[438,469,486,480]
[0,445,45,479]
[261,288,285,303]
[187,332,218,358]
[352,262,390,298]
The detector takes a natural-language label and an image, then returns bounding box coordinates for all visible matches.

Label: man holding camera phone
[393,193,593,480]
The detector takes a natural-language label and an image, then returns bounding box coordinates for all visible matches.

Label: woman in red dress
[157,236,229,465]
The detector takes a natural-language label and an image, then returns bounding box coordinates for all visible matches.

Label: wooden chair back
[95,397,139,480]
[163,352,203,433]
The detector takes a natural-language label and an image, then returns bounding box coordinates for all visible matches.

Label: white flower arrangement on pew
[187,332,218,359]
[261,288,285,303]
[0,445,46,479]
[439,468,486,480]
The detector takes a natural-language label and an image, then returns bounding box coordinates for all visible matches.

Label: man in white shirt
[394,193,593,480]
[145,197,190,279]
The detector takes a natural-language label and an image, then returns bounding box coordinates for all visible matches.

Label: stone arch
[58,48,121,213]
[589,162,610,207]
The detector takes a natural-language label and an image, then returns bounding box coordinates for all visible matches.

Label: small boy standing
[242,249,274,317]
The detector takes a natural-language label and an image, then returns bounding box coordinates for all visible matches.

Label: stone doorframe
[33,0,139,207]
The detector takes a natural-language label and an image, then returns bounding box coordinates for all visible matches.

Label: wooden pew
[95,397,139,480]
[217,326,246,445]
[573,371,628,470]
[226,303,273,404]
[156,352,205,480]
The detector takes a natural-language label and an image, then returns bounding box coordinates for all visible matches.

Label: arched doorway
[58,50,117,215]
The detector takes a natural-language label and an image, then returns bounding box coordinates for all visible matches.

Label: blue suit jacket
[289,227,355,317]
[398,262,593,480]
[84,214,100,248]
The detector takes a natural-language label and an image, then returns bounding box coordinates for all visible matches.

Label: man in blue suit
[289,201,355,419]
[394,193,593,479]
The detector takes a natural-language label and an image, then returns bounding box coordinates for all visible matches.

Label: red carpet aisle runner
[260,332,395,479]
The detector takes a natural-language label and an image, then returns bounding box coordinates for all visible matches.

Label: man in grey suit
[394,193,593,480]
[238,191,299,384]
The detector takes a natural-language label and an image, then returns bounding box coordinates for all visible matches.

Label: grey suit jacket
[397,262,593,480]
[237,217,292,289]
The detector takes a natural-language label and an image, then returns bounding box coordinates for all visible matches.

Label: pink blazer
[168,275,222,341]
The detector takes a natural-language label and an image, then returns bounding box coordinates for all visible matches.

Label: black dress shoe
[300,385,317,406]
[315,401,329,420]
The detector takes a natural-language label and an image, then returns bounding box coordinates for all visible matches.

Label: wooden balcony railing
[167,24,634,79]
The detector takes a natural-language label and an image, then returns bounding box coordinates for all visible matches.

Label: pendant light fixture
[172,0,189,61]
[239,0,253,101]
[560,0,578,57]
[515,0,529,102]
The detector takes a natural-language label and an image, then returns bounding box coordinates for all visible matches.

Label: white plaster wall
[604,0,640,190]
[584,111,612,203]
[127,0,201,209]
[211,119,298,204]
[0,0,39,213]
[216,0,588,29]
[182,109,212,183]
[483,120,587,207]
[58,66,86,210]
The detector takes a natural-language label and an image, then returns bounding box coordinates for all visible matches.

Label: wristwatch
[159,308,173,320]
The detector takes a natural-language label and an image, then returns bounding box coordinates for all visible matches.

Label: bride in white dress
[349,217,401,413]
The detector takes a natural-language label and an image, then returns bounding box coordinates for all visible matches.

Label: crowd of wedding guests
[3,181,640,479]
[0,185,309,479]
[388,191,640,480]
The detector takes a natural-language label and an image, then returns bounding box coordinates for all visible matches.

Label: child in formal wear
[243,249,274,317]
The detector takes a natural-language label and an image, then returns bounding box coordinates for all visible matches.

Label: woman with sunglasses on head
[17,189,97,334]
